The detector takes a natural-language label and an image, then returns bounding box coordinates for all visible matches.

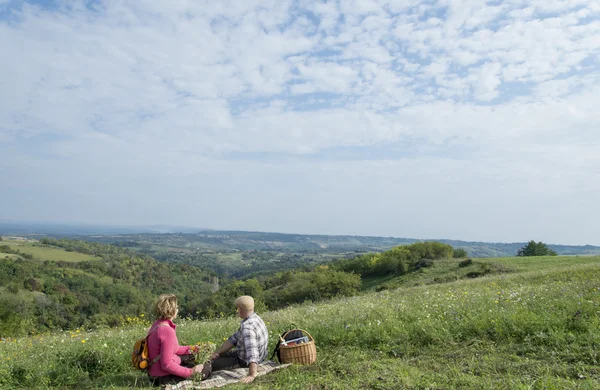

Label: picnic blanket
[165,361,291,389]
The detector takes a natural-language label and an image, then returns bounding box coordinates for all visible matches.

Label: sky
[0,0,599,245]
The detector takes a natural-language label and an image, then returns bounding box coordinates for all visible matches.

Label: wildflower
[81,340,86,343]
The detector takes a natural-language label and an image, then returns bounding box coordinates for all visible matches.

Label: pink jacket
[147,319,193,378]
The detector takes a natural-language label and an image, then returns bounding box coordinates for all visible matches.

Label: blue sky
[1,0,599,245]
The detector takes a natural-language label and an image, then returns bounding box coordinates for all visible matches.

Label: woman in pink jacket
[147,294,209,386]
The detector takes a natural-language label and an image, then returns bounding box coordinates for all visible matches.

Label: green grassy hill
[1,238,99,262]
[2,255,599,389]
[362,254,599,292]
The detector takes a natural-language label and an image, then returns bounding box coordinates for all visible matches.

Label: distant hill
[433,239,600,258]
[5,226,597,258]
[0,221,205,235]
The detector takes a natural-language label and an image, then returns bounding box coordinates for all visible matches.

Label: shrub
[517,240,557,256]
[415,258,434,269]
[263,269,360,308]
[334,241,452,277]
[466,264,491,278]
[458,258,473,268]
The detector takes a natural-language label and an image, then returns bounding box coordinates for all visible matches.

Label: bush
[466,263,492,278]
[458,258,473,268]
[517,240,557,256]
[415,258,434,269]
[263,269,360,309]
[334,241,452,277]
[453,248,468,258]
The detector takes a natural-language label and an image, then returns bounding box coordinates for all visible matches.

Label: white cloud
[1,0,600,244]
[474,62,502,101]
[294,61,359,93]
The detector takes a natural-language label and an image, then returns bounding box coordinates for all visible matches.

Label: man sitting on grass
[210,296,268,383]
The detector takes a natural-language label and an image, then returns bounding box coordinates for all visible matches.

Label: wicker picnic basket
[278,329,317,365]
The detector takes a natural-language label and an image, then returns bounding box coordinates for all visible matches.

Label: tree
[517,240,557,257]
[453,248,468,258]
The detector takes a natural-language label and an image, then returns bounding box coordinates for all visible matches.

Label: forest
[0,238,213,336]
[1,237,462,337]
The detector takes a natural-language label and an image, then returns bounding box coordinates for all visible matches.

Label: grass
[365,255,600,291]
[1,256,600,389]
[0,240,99,262]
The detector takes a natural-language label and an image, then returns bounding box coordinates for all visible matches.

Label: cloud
[474,62,502,101]
[1,0,600,244]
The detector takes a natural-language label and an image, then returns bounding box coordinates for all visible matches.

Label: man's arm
[240,325,261,383]
[210,340,234,360]
[241,362,257,383]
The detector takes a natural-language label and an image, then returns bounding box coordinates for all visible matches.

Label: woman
[147,294,208,386]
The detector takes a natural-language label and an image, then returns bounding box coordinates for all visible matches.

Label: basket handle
[280,328,314,342]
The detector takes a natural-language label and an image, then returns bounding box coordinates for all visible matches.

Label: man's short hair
[234,295,254,310]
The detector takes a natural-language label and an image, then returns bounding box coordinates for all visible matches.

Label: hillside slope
[1,255,599,389]
[0,238,214,337]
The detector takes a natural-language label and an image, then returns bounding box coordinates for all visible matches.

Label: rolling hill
[66,230,600,257]
[1,254,599,389]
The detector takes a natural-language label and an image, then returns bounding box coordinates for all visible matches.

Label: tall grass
[1,257,599,389]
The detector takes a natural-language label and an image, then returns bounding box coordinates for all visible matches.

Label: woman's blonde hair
[153,294,178,320]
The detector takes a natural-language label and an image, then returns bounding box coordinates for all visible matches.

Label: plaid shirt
[227,312,268,365]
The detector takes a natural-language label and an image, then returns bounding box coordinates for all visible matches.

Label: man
[210,295,269,384]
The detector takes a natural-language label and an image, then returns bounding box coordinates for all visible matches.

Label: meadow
[1,256,599,389]
[1,239,99,262]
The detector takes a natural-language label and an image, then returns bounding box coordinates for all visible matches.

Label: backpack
[270,328,304,363]
[131,323,168,370]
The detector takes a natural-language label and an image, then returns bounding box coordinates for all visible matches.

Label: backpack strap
[146,323,170,367]
[147,322,170,337]
[269,338,282,361]
[269,328,292,361]
[149,353,162,367]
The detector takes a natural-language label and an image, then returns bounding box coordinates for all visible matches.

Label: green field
[364,255,600,291]
[1,255,600,389]
[0,239,99,262]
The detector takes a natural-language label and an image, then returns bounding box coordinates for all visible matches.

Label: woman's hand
[191,364,204,376]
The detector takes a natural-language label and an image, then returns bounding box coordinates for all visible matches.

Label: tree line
[0,238,214,337]
[1,238,467,337]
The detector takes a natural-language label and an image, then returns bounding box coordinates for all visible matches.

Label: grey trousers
[210,350,247,371]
